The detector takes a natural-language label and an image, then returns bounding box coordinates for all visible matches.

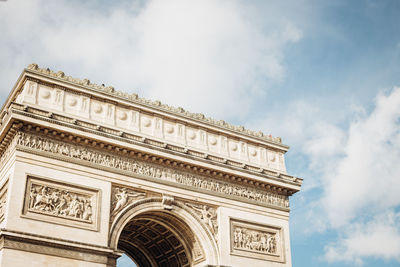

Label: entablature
[1,104,302,193]
[0,65,303,210]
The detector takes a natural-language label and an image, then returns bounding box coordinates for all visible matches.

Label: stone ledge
[4,104,302,191]
[0,229,119,264]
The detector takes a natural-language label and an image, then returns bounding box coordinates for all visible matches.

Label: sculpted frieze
[29,184,93,222]
[233,227,277,254]
[230,219,284,262]
[23,176,99,230]
[16,132,289,209]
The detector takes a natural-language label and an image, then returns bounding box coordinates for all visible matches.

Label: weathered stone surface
[0,65,302,267]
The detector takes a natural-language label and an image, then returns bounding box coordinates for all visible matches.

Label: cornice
[6,68,291,173]
[25,63,285,146]
[2,103,301,192]
[0,228,117,263]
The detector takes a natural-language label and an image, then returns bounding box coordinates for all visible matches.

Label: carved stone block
[185,202,218,241]
[23,176,100,231]
[110,186,146,221]
[230,218,285,262]
[0,180,8,223]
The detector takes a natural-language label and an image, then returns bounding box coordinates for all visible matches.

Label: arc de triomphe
[0,64,302,267]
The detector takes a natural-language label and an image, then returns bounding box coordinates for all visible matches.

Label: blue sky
[1,1,400,266]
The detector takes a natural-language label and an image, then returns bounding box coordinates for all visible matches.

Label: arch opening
[117,211,203,267]
[116,254,137,267]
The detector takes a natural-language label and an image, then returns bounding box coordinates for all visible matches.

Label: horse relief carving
[23,176,99,230]
[29,184,94,223]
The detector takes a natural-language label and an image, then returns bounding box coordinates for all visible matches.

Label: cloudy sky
[1,1,400,266]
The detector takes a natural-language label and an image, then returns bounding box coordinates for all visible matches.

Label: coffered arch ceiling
[118,211,203,267]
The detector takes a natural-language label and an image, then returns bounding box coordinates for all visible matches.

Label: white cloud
[247,100,346,189]
[324,212,400,265]
[323,88,400,227]
[315,87,400,263]
[0,0,302,119]
[251,88,400,263]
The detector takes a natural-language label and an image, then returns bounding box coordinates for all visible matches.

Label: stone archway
[0,65,302,267]
[109,198,219,267]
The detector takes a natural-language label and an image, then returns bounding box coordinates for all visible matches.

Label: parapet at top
[26,63,282,145]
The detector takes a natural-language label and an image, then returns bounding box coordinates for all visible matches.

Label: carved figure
[112,187,145,214]
[55,90,62,104]
[81,98,88,111]
[55,192,67,213]
[233,227,278,254]
[83,199,93,220]
[186,203,218,235]
[28,183,93,222]
[107,105,113,119]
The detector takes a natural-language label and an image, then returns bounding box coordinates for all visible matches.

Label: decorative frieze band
[16,132,290,209]
[230,218,285,262]
[23,176,100,231]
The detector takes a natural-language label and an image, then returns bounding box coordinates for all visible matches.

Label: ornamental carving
[23,176,99,230]
[230,219,284,262]
[162,194,174,210]
[29,184,93,222]
[233,227,277,254]
[16,132,289,209]
[0,181,8,223]
[185,203,218,240]
[110,186,146,219]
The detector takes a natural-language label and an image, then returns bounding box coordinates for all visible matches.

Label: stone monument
[0,64,302,266]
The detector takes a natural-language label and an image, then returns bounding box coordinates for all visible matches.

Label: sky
[1,0,400,266]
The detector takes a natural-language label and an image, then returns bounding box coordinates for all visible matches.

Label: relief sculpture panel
[23,176,100,231]
[230,218,285,263]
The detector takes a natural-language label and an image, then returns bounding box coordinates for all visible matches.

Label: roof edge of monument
[24,63,287,148]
